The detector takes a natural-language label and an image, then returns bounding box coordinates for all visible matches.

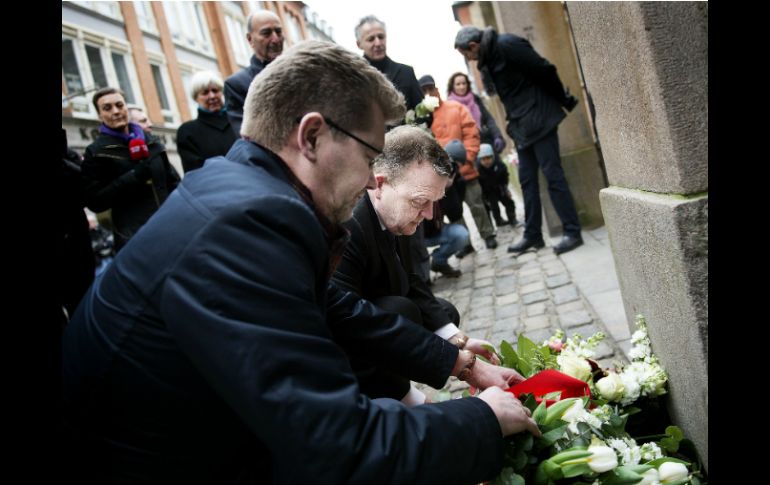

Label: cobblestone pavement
[417,222,629,401]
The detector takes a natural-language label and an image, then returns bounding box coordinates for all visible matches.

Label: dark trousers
[351,295,459,400]
[484,189,517,225]
[517,129,581,240]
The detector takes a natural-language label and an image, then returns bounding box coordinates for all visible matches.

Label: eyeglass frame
[294,115,383,156]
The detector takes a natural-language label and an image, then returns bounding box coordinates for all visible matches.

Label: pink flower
[548,340,564,352]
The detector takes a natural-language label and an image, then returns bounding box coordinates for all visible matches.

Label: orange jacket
[430,99,481,181]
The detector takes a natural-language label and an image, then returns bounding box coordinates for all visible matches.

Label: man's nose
[421,203,433,220]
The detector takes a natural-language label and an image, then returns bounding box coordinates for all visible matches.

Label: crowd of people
[59,11,585,483]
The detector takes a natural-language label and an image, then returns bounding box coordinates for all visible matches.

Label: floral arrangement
[404,94,439,130]
[474,315,707,485]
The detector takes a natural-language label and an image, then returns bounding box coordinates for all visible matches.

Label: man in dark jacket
[81,87,179,251]
[455,26,583,255]
[224,10,284,136]
[63,41,539,484]
[177,70,238,173]
[333,126,498,405]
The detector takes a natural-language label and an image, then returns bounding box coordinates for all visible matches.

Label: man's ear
[297,113,324,162]
[372,174,387,198]
[355,39,362,50]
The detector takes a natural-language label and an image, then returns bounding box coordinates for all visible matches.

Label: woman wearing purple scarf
[80,87,180,251]
[446,72,506,155]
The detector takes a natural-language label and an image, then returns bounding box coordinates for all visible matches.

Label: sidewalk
[419,218,630,400]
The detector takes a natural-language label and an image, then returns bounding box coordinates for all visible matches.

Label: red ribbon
[505,369,591,407]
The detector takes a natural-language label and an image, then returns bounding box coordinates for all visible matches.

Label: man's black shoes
[485,236,498,249]
[431,262,462,278]
[455,244,475,259]
[553,234,583,255]
[507,237,545,254]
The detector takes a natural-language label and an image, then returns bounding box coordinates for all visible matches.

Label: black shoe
[431,262,462,278]
[507,237,545,254]
[455,244,475,259]
[495,219,509,227]
[485,236,498,249]
[553,234,583,255]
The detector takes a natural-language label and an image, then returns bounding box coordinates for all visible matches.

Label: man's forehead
[253,14,280,30]
[361,22,385,35]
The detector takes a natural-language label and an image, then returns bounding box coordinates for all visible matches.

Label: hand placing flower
[465,337,501,365]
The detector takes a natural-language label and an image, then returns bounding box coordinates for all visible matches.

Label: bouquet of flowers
[404,94,439,130]
[474,315,707,485]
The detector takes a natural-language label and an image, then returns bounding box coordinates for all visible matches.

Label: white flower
[590,404,613,424]
[560,399,585,424]
[619,368,642,405]
[596,372,625,402]
[422,95,439,111]
[658,462,689,483]
[586,445,618,473]
[640,442,664,462]
[557,352,592,381]
[561,400,602,433]
[607,437,641,465]
[638,468,661,485]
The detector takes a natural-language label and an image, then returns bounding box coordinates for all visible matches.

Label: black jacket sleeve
[81,145,151,213]
[224,79,244,136]
[499,36,571,105]
[160,195,504,484]
[477,94,502,140]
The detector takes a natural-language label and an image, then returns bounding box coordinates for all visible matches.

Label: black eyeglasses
[295,115,383,155]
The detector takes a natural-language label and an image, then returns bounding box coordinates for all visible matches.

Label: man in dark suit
[224,10,284,136]
[333,126,499,405]
[62,41,538,484]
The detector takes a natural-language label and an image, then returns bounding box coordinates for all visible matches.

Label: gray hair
[246,10,281,34]
[373,125,452,184]
[354,15,385,41]
[454,26,482,49]
[242,40,405,152]
[190,70,224,99]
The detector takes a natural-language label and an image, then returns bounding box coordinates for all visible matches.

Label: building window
[134,1,157,34]
[72,1,123,21]
[62,30,142,116]
[150,63,177,124]
[111,52,136,104]
[85,45,108,89]
[224,5,250,67]
[163,1,213,54]
[283,9,303,45]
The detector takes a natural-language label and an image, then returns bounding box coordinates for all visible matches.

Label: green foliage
[659,425,684,453]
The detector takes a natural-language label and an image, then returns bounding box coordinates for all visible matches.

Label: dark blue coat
[478,29,572,149]
[224,55,269,136]
[62,140,504,484]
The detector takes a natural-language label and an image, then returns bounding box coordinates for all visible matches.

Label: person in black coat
[176,71,238,173]
[224,10,284,136]
[455,26,584,255]
[62,42,539,485]
[477,143,519,227]
[80,87,179,252]
[333,126,498,404]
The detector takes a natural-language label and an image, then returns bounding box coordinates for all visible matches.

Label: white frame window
[62,25,142,116]
[71,1,123,21]
[163,1,213,54]
[134,1,158,34]
[147,57,180,126]
[224,4,250,67]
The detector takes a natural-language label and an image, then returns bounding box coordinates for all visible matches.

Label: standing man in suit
[333,126,499,405]
[224,10,284,136]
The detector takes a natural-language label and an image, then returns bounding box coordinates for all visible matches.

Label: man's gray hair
[189,70,224,100]
[454,26,483,50]
[242,40,405,152]
[373,126,452,184]
[246,10,280,34]
[354,15,385,41]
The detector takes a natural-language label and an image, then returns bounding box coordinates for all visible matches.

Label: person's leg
[464,179,496,243]
[487,191,506,226]
[516,143,544,241]
[499,189,518,224]
[534,130,581,237]
[425,223,468,266]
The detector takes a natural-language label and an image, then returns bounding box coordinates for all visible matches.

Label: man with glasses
[224,10,284,136]
[62,41,539,484]
[332,125,500,406]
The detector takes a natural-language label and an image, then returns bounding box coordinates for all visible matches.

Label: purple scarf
[99,121,145,143]
[448,91,482,129]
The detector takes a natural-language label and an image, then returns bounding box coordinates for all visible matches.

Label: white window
[62,29,142,115]
[134,1,157,34]
[283,9,303,45]
[179,69,199,121]
[163,1,213,54]
[72,1,123,21]
[149,62,179,125]
[224,6,250,67]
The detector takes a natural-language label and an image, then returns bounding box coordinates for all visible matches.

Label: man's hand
[477,387,541,437]
[466,358,525,390]
[464,337,500,366]
[563,93,578,112]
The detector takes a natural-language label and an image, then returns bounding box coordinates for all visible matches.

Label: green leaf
[511,448,528,470]
[544,397,580,425]
[521,433,534,452]
[561,462,592,478]
[665,426,684,440]
[536,424,568,449]
[645,457,690,468]
[491,467,518,485]
[517,334,539,376]
[532,398,548,425]
[542,391,563,401]
[521,393,538,412]
[500,340,520,370]
[598,466,644,485]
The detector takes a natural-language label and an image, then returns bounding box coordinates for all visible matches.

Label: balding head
[246,10,284,63]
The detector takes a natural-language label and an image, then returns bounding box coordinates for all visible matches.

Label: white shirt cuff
[434,323,460,340]
[401,384,427,407]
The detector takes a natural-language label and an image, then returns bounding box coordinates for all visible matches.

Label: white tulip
[586,445,618,473]
[638,468,661,485]
[658,462,689,483]
[596,372,625,402]
[558,353,592,382]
